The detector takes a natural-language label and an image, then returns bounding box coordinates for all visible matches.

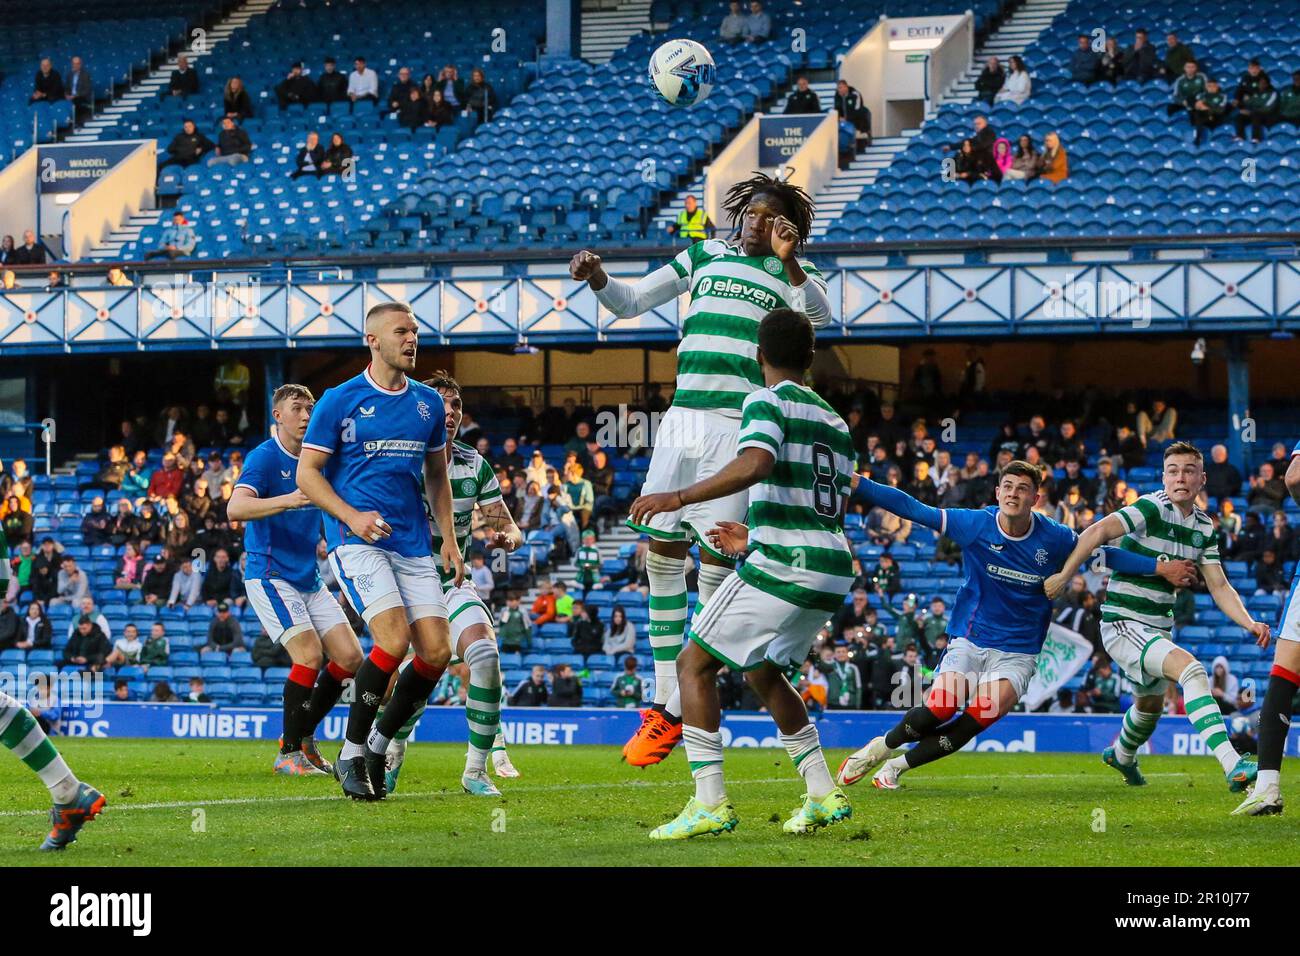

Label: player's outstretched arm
[570,249,687,318]
[1044,513,1191,598]
[629,447,774,526]
[771,215,832,328]
[424,449,464,586]
[851,478,944,532]
[296,448,390,543]
[225,485,310,522]
[479,499,523,553]
[1201,561,1271,647]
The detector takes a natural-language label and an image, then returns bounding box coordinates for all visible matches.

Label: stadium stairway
[87,210,166,262]
[651,78,837,238]
[808,0,1069,236]
[580,0,654,65]
[66,0,276,144]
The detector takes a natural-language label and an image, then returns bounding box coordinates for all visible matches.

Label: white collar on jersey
[272,426,299,461]
[995,510,1036,542]
[364,363,408,395]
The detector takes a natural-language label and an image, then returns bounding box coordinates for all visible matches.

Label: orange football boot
[623,708,683,767]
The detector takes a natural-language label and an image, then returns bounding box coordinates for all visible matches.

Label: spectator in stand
[743,0,771,42]
[464,68,498,124]
[1192,78,1230,145]
[1160,32,1195,81]
[587,449,616,531]
[186,676,211,703]
[992,137,1013,178]
[148,452,185,500]
[144,212,197,261]
[320,132,353,176]
[106,266,132,287]
[1210,656,1239,715]
[348,56,379,110]
[530,578,557,626]
[51,556,89,607]
[29,538,62,604]
[165,510,194,555]
[1204,444,1243,503]
[30,58,64,104]
[168,556,202,608]
[470,552,494,605]
[510,665,550,706]
[0,236,13,265]
[200,548,235,605]
[568,600,603,658]
[1255,549,1288,596]
[105,622,144,668]
[397,86,429,130]
[275,62,317,111]
[121,451,151,502]
[252,628,291,669]
[1147,398,1177,443]
[65,56,93,122]
[498,593,530,652]
[1231,58,1270,110]
[611,656,643,707]
[945,114,995,156]
[563,461,594,530]
[550,664,583,706]
[424,87,455,130]
[1037,131,1069,183]
[223,76,254,120]
[1270,511,1296,562]
[140,548,174,600]
[603,604,637,659]
[17,600,51,650]
[835,78,872,139]
[207,116,252,167]
[1235,75,1279,143]
[784,75,821,114]
[906,460,940,505]
[1068,34,1100,84]
[134,501,164,545]
[1248,461,1287,515]
[1167,60,1206,118]
[64,615,111,672]
[114,541,146,592]
[141,622,170,668]
[291,131,326,179]
[870,552,901,595]
[158,119,214,172]
[1004,133,1039,180]
[974,57,1005,105]
[719,0,747,43]
[168,55,200,98]
[317,57,347,108]
[5,541,31,602]
[0,597,20,651]
[203,601,243,653]
[1123,29,1157,82]
[1279,70,1300,129]
[435,64,466,111]
[386,65,417,112]
[2,497,31,548]
[995,55,1032,104]
[554,581,574,621]
[11,230,49,266]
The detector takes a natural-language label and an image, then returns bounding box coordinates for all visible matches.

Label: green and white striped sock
[1113,706,1161,764]
[0,691,79,803]
[683,724,726,805]
[646,552,687,707]
[392,702,426,743]
[780,723,835,799]
[1180,662,1239,773]
[463,639,502,774]
[491,685,508,753]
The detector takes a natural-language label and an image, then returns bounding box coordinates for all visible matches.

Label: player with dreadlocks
[570,171,832,767]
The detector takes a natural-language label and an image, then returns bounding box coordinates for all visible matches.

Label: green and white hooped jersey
[670,240,826,417]
[735,381,855,613]
[428,441,502,587]
[1102,490,1220,632]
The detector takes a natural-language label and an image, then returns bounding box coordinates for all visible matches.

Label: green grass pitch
[3,739,1297,866]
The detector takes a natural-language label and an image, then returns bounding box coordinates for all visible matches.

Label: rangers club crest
[416,400,432,421]
[1034,548,1050,566]
[354,573,374,591]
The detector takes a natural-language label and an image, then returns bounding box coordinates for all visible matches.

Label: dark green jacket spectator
[497,605,530,650]
[1162,42,1194,79]
[1242,88,1280,117]
[1172,73,1206,107]
[140,632,170,667]
[1196,89,1229,120]
[1279,81,1300,121]
[816,658,863,709]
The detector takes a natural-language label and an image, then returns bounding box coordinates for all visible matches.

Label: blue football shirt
[301,366,447,558]
[234,431,322,592]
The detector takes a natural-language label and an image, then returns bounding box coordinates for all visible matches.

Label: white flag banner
[1022,623,1094,711]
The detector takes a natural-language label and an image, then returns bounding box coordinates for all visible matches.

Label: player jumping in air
[228,384,363,776]
[297,301,464,801]
[1234,439,1300,815]
[382,372,522,796]
[629,309,853,838]
[570,172,832,767]
[837,462,1195,790]
[1047,442,1268,796]
[1,690,105,850]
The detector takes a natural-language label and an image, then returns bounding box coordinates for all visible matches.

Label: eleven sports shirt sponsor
[427,441,502,587]
[301,367,447,558]
[940,507,1079,655]
[594,239,830,418]
[233,431,323,591]
[1102,490,1219,632]
[735,381,855,613]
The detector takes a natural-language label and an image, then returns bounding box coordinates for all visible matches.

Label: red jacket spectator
[147,456,184,500]
[531,592,557,626]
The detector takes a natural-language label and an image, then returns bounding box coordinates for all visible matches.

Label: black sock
[884,704,946,749]
[302,665,348,735]
[375,662,442,741]
[1258,669,1300,773]
[903,712,984,770]
[281,678,313,753]
[346,658,396,746]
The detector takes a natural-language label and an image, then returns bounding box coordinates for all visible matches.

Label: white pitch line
[0,771,1194,818]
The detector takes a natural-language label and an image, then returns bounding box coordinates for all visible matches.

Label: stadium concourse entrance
[3,333,1290,465]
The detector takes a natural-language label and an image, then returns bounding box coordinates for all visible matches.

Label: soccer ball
[648,39,716,108]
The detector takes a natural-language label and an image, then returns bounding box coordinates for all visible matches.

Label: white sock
[696,563,733,605]
[50,772,80,805]
[1256,769,1280,791]
[339,739,364,761]
[781,723,835,798]
[365,725,390,756]
[664,686,682,720]
[1180,661,1240,774]
[683,725,726,805]
[885,753,910,775]
[646,552,688,707]
[463,639,502,774]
